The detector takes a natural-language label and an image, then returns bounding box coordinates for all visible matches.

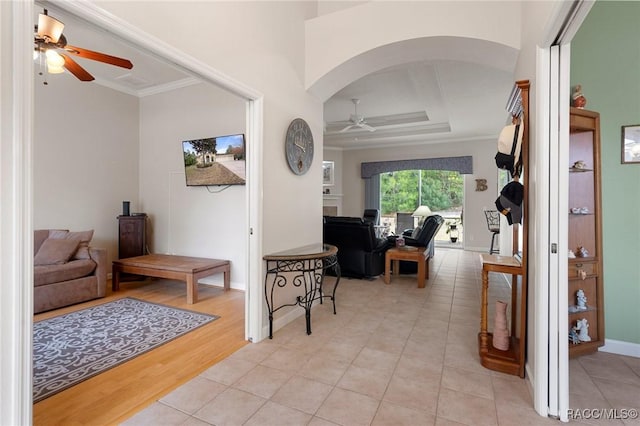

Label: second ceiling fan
[34,9,133,82]
[338,98,377,133]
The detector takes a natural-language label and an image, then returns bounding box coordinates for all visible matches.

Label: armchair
[323,216,391,278]
[388,214,444,274]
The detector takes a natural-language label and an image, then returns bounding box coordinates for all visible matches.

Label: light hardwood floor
[33,278,247,426]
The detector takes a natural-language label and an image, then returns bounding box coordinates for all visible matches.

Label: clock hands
[294,141,306,153]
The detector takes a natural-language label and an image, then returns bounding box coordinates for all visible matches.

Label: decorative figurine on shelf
[569,328,580,345]
[576,289,587,310]
[576,246,589,258]
[573,318,591,342]
[572,85,587,109]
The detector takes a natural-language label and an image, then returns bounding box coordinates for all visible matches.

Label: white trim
[557,42,571,423]
[1,1,34,423]
[246,97,265,342]
[532,45,551,419]
[601,339,640,358]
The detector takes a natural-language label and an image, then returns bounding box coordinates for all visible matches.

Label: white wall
[139,83,247,289]
[34,73,139,264]
[334,139,499,252]
[97,1,323,258]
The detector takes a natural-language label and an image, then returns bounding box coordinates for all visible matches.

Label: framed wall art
[322,161,335,185]
[622,124,640,164]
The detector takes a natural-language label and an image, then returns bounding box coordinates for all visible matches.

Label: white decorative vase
[493,300,510,351]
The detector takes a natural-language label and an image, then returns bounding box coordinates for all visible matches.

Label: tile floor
[122,249,639,425]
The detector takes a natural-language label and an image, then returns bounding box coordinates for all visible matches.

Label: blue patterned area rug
[33,297,219,403]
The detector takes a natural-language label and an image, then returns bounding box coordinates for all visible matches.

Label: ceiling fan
[338,99,377,133]
[34,9,133,82]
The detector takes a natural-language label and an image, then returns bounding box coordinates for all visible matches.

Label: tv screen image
[182,134,246,186]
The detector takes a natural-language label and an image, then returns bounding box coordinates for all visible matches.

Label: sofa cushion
[34,259,97,287]
[49,229,94,260]
[34,238,80,266]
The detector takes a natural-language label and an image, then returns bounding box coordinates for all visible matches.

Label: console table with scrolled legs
[263,244,340,339]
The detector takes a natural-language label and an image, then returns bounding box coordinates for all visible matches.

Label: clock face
[285,118,314,175]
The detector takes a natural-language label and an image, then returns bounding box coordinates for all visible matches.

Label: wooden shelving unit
[568,107,604,357]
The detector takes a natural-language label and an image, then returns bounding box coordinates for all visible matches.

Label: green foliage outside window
[380,169,463,215]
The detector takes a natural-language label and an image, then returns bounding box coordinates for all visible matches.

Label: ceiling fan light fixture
[45,50,65,74]
[37,12,64,44]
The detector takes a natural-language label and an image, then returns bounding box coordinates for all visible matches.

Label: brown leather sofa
[33,229,107,314]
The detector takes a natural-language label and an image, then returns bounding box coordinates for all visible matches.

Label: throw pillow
[34,238,80,266]
[66,230,94,260]
[49,229,94,260]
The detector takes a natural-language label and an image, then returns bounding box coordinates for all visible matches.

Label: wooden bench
[112,254,230,304]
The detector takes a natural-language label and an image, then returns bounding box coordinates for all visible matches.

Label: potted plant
[446,219,461,243]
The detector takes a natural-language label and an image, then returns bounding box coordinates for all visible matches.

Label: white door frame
[535,0,594,421]
[2,1,264,422]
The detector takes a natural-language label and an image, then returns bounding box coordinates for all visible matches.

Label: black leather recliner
[388,214,444,273]
[323,216,391,278]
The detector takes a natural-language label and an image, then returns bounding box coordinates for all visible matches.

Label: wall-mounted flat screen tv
[182,134,246,186]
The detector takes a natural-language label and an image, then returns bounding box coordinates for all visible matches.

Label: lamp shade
[412,205,432,217]
[37,13,65,44]
[46,50,65,74]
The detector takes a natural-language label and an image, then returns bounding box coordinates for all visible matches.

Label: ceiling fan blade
[359,123,377,132]
[62,54,95,81]
[64,44,133,69]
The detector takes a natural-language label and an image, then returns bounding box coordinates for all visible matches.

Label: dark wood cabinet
[118,214,147,259]
[568,108,604,357]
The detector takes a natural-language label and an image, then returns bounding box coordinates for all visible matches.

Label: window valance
[360,156,473,178]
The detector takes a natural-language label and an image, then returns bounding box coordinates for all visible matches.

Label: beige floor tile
[352,347,400,375]
[323,339,366,362]
[441,366,494,399]
[159,376,227,414]
[444,342,489,375]
[569,360,600,397]
[232,364,292,399]
[435,417,468,426]
[120,402,191,426]
[298,353,351,386]
[372,401,436,425]
[336,364,392,399]
[491,375,532,407]
[229,340,281,363]
[383,374,440,414]
[243,401,312,426]
[365,333,407,355]
[495,400,559,425]
[308,416,340,426]
[181,416,211,426]
[436,388,497,426]
[193,388,266,426]
[270,375,333,414]
[316,387,380,426]
[579,353,640,387]
[199,357,256,386]
[260,346,313,372]
[592,378,640,411]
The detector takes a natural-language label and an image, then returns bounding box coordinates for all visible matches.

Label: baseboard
[600,339,640,358]
[199,277,245,291]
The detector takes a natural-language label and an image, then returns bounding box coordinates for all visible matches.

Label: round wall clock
[285,118,314,175]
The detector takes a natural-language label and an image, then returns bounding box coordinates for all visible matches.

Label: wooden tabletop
[113,254,229,273]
